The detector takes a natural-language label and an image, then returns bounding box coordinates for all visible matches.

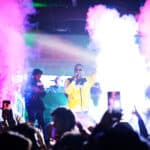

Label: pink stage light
[137,0,150,60]
[0,0,34,107]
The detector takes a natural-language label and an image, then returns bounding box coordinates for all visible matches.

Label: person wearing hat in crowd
[24,68,46,131]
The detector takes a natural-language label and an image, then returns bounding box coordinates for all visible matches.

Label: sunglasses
[75,68,82,71]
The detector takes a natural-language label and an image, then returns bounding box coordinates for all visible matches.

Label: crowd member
[46,107,80,149]
[0,100,25,131]
[24,68,46,131]
[89,109,122,137]
[64,63,96,113]
[11,123,47,150]
[85,109,150,150]
[53,133,86,150]
[86,121,150,150]
[0,131,32,150]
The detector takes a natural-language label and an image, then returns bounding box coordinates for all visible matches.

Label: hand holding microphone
[72,72,81,81]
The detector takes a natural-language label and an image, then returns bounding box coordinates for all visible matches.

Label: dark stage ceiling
[29,0,145,34]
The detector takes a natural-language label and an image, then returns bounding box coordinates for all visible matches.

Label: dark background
[29,0,145,34]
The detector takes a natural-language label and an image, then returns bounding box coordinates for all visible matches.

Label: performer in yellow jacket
[64,64,96,112]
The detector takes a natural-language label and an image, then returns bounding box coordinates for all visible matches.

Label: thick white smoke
[86,4,148,128]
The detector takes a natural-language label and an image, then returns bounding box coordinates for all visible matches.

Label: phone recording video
[107,91,122,111]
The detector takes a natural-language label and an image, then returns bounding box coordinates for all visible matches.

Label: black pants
[27,107,45,128]
[25,96,45,127]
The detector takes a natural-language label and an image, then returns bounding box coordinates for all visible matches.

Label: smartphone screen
[107,91,121,111]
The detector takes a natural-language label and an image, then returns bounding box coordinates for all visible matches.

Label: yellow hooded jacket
[65,74,95,111]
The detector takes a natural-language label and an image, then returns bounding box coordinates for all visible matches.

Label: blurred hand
[132,106,140,117]
[72,73,81,81]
